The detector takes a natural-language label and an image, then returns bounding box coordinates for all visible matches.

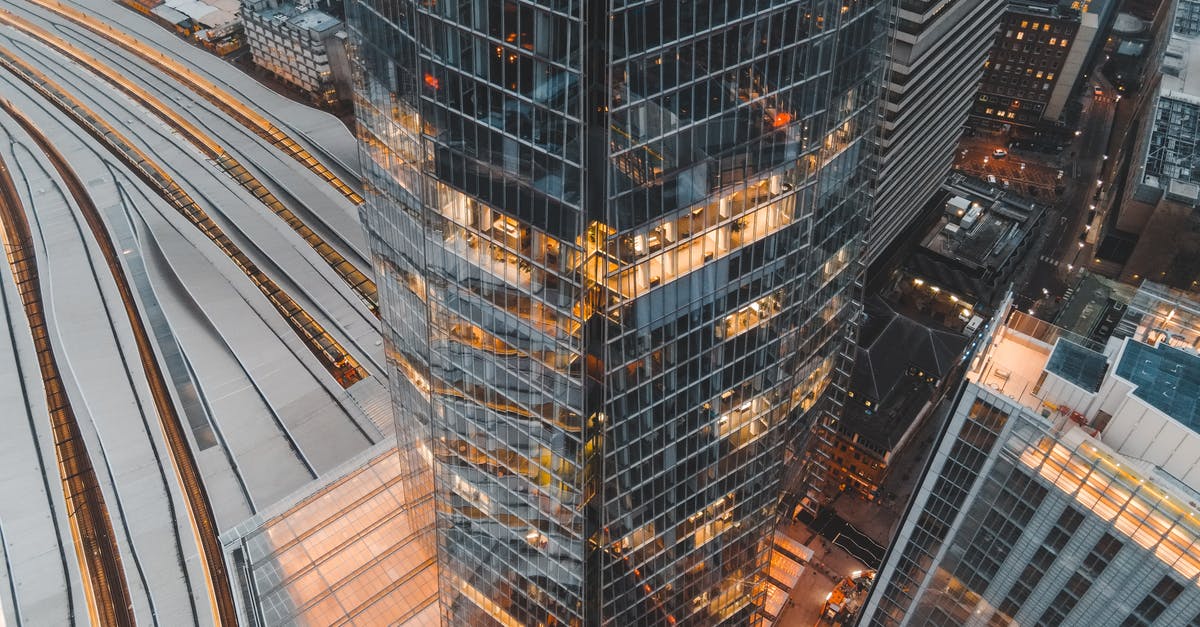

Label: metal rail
[0,104,134,627]
[0,98,241,626]
[26,0,365,205]
[0,9,379,316]
[0,43,368,388]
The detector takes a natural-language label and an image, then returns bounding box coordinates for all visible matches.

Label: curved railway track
[0,41,370,388]
[25,0,364,205]
[0,97,240,626]
[0,8,379,317]
[0,102,134,627]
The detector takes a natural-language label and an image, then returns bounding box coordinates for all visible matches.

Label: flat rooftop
[1143,20,1200,196]
[1116,341,1200,428]
[1046,338,1109,392]
[248,1,342,34]
[968,310,1058,410]
[918,179,1043,274]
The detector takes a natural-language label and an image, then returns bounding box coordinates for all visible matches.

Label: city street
[952,80,1119,316]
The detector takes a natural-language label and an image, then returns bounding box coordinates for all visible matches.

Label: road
[0,0,397,622]
[952,81,1119,316]
[798,508,887,568]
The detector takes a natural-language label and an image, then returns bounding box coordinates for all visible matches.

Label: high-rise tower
[868,0,1004,266]
[859,288,1200,626]
[346,1,890,624]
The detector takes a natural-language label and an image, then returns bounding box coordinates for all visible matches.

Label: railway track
[0,42,370,388]
[0,8,379,317]
[0,97,240,626]
[24,0,364,205]
[0,103,134,627]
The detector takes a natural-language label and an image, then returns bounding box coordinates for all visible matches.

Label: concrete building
[241,0,350,106]
[859,287,1200,626]
[971,0,1115,138]
[346,0,891,624]
[826,297,970,501]
[1102,1,1200,290]
[869,0,1005,266]
[897,174,1046,313]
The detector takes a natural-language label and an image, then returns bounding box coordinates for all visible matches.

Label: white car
[992,148,1008,159]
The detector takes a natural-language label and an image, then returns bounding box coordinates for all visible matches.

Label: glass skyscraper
[346,1,889,624]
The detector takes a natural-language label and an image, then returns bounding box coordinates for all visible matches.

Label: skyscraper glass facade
[346,1,889,624]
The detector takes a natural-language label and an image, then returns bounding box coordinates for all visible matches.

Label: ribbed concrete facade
[868,0,1004,266]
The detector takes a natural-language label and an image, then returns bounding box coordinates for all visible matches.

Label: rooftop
[245,0,342,34]
[852,298,969,401]
[841,298,968,451]
[913,177,1044,282]
[1118,281,1200,349]
[969,311,1055,410]
[1115,341,1200,428]
[1142,10,1200,196]
[1046,338,1109,392]
[1053,273,1135,342]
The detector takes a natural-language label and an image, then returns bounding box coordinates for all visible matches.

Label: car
[992,149,1008,159]
[987,175,998,185]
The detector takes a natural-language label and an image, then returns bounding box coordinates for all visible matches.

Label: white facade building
[860,287,1200,626]
[241,0,349,106]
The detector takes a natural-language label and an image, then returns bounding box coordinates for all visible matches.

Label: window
[1016,32,1024,41]
[1122,576,1185,627]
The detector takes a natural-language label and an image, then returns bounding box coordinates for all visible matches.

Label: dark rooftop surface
[1046,339,1109,392]
[1116,341,1200,429]
[842,298,969,451]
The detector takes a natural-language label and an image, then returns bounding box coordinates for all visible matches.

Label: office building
[971,0,1115,137]
[898,174,1046,312]
[1100,0,1200,289]
[859,288,1200,626]
[346,0,890,624]
[242,0,351,106]
[869,0,1004,265]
